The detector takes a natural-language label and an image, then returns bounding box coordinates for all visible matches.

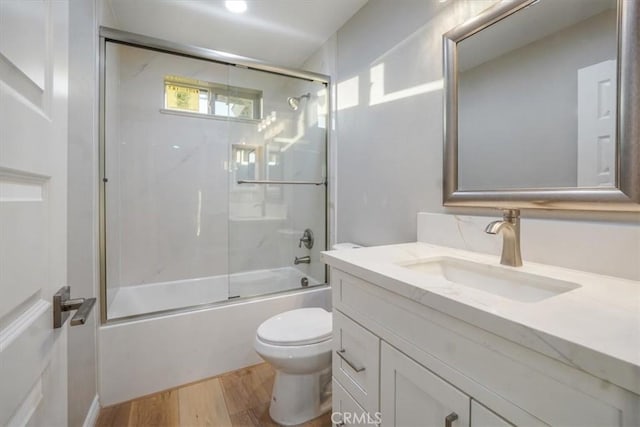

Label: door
[0,1,69,425]
[102,41,231,320]
[380,342,470,427]
[577,59,617,187]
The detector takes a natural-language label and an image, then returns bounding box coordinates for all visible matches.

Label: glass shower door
[103,41,231,319]
[227,66,328,299]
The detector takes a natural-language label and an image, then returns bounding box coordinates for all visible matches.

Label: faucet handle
[502,209,520,221]
[298,228,314,249]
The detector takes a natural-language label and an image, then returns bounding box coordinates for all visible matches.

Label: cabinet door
[471,401,514,427]
[380,342,470,427]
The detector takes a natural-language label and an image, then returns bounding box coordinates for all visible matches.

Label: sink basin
[397,256,580,303]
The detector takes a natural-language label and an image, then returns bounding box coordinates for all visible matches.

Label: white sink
[397,256,580,303]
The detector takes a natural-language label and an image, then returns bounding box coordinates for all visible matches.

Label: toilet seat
[257,307,332,346]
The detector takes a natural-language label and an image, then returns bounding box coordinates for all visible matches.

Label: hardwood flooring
[96,363,332,427]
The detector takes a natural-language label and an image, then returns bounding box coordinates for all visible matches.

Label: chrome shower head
[287,93,310,111]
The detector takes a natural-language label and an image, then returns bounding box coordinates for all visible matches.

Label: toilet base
[269,367,332,425]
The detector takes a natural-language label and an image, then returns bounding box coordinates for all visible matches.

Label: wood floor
[96,363,331,427]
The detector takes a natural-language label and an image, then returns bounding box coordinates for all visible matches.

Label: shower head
[287,93,311,111]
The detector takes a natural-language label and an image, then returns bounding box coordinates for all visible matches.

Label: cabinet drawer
[333,378,381,427]
[333,310,380,412]
[380,342,470,427]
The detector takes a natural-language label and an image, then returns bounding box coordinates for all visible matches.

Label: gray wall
[335,0,494,245]
[458,10,616,190]
[331,0,638,248]
[67,0,99,425]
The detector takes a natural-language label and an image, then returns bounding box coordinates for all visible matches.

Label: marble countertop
[321,242,640,396]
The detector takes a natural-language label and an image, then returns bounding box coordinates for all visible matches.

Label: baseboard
[82,395,100,427]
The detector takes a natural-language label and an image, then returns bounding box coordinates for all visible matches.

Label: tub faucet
[294,256,311,265]
[485,209,523,267]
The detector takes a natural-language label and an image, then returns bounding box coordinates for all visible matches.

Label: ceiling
[105,0,368,68]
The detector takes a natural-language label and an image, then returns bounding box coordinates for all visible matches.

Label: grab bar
[237,179,325,185]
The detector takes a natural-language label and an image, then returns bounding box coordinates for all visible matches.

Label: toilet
[254,307,333,425]
[254,243,361,425]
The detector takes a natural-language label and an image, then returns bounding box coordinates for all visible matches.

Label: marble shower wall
[105,43,327,293]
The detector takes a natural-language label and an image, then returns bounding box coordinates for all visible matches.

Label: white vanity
[322,243,640,426]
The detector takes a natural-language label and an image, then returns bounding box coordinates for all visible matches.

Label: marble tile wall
[417,212,640,281]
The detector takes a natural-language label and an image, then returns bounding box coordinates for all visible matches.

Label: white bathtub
[108,267,320,319]
[100,271,329,406]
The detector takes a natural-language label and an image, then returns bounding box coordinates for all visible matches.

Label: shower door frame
[98,27,331,325]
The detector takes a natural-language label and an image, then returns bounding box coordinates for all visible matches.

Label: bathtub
[107,267,319,319]
[99,271,329,405]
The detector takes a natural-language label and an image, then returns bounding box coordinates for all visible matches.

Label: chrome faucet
[485,209,523,267]
[294,255,311,265]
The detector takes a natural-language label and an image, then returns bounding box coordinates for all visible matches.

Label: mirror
[443,0,640,211]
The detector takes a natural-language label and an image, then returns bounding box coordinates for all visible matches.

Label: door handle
[53,286,96,328]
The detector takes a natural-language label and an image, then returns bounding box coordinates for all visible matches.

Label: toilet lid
[257,308,332,346]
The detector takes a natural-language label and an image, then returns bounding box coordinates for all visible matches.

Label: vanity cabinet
[330,267,640,427]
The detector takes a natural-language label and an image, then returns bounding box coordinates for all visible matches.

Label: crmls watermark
[331,411,382,425]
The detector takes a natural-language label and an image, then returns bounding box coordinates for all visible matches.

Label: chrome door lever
[53,286,96,328]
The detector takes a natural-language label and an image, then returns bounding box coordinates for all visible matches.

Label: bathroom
[0,0,638,426]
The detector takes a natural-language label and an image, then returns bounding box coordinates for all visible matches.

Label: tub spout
[294,256,311,265]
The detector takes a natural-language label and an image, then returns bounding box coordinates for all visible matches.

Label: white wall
[67,0,99,425]
[326,0,639,274]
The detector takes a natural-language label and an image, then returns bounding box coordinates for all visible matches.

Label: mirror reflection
[457,0,618,191]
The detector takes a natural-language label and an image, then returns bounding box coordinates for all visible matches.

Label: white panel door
[380,342,470,427]
[0,0,69,426]
[577,60,617,187]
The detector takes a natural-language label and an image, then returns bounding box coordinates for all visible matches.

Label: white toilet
[254,307,333,425]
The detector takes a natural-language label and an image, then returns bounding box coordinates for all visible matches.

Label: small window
[165,83,207,113]
[164,75,262,120]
